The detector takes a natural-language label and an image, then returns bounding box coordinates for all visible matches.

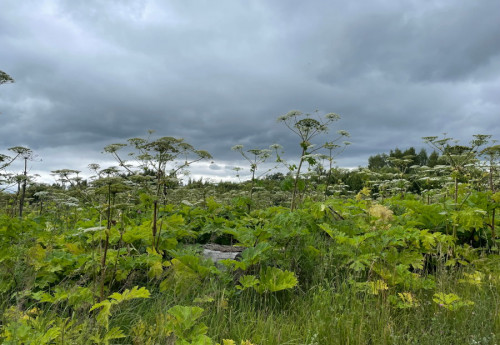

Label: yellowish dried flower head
[369,204,394,222]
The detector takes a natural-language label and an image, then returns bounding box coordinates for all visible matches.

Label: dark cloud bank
[1,0,499,182]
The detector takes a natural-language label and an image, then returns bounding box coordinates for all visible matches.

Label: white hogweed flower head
[325,113,341,121]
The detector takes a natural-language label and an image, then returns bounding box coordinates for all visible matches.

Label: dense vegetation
[0,109,499,344]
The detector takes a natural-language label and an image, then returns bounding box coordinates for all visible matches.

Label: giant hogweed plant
[0,69,14,86]
[317,141,352,200]
[276,110,350,210]
[0,146,37,218]
[479,144,500,242]
[422,135,491,224]
[230,145,276,211]
[105,133,212,251]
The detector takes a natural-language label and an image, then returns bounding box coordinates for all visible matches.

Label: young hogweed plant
[90,286,150,344]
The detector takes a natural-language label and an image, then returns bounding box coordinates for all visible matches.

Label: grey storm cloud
[1,0,499,181]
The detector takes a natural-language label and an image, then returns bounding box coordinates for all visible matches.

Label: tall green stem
[291,147,306,211]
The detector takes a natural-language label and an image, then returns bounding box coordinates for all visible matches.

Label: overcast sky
[1,0,499,183]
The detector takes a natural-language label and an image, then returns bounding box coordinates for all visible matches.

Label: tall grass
[121,251,499,345]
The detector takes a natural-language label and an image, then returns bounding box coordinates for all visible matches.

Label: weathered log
[202,244,244,263]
